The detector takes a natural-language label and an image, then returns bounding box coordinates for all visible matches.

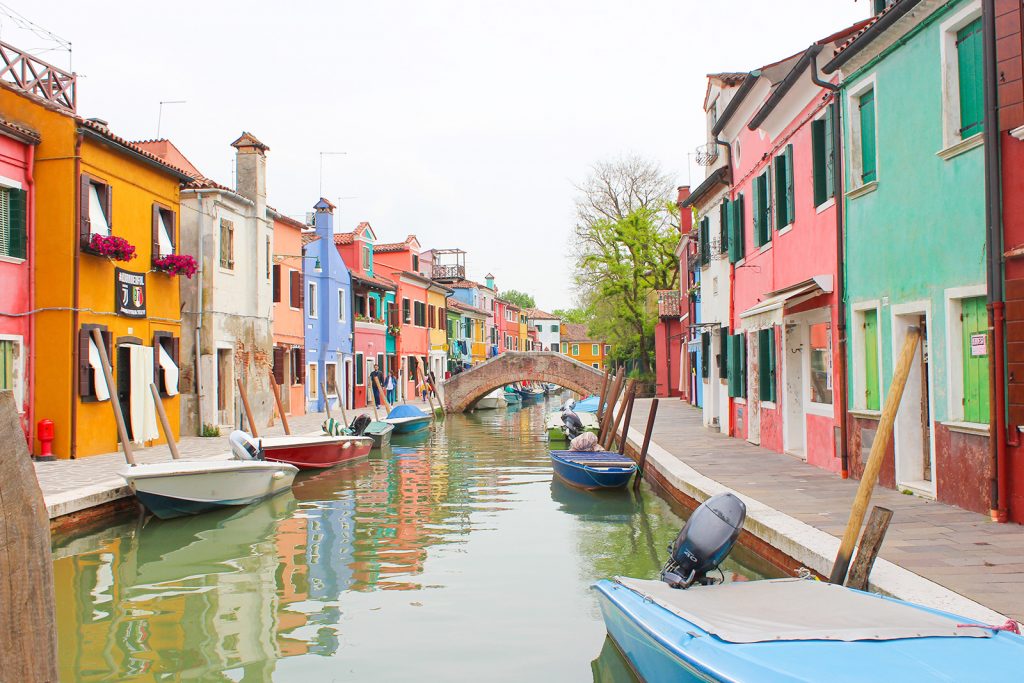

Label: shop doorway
[893,308,935,496]
[217,348,233,426]
[117,345,133,442]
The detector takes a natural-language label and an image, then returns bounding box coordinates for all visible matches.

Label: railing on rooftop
[432,264,465,281]
[0,41,76,112]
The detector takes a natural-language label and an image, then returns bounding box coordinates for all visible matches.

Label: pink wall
[272,216,306,416]
[374,248,429,396]
[0,133,34,437]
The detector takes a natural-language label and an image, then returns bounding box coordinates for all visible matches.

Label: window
[592,363,600,369]
[338,289,346,322]
[571,344,579,356]
[728,193,746,263]
[403,298,411,324]
[153,332,180,397]
[414,301,426,326]
[219,218,234,269]
[758,327,776,402]
[78,325,112,402]
[0,339,14,392]
[549,324,557,333]
[272,265,281,303]
[561,342,567,353]
[592,344,599,356]
[858,89,877,183]
[728,333,747,398]
[719,327,730,379]
[605,344,610,354]
[363,244,373,273]
[535,325,542,332]
[719,199,730,254]
[0,187,26,259]
[265,236,271,280]
[369,296,378,319]
[752,169,772,247]
[873,0,894,13]
[428,305,436,328]
[325,362,338,395]
[960,296,989,423]
[290,347,304,385]
[773,145,794,228]
[809,322,833,405]
[550,343,558,351]
[308,364,318,398]
[355,353,364,385]
[80,176,111,245]
[956,18,983,139]
[152,204,176,261]
[462,318,471,338]
[308,281,318,318]
[699,216,711,265]
[355,294,366,317]
[811,105,835,207]
[861,309,880,410]
[701,332,710,379]
[290,270,302,309]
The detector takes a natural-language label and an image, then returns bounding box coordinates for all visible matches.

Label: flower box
[85,234,136,262]
[153,253,198,278]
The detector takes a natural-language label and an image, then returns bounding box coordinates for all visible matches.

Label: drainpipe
[194,191,205,435]
[811,53,850,479]
[25,144,34,451]
[981,0,1008,522]
[70,131,83,459]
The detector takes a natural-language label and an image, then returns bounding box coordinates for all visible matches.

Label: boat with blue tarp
[550,450,636,489]
[384,404,433,433]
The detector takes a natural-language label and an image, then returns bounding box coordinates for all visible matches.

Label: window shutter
[736,194,745,260]
[273,346,285,386]
[739,333,747,398]
[8,188,26,259]
[273,265,281,302]
[962,296,990,422]
[824,104,835,199]
[297,348,305,384]
[765,169,773,236]
[719,200,729,254]
[152,332,165,391]
[103,184,112,230]
[758,328,771,401]
[78,328,91,397]
[151,204,160,264]
[957,19,984,138]
[79,175,92,248]
[719,326,729,373]
[785,145,794,226]
[291,270,302,309]
[701,332,710,379]
[752,177,761,248]
[859,90,877,182]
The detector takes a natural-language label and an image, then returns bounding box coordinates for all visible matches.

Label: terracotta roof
[656,290,682,318]
[231,131,269,152]
[561,323,602,342]
[448,299,490,317]
[825,0,920,72]
[302,231,319,245]
[80,119,193,181]
[496,297,520,311]
[334,232,355,245]
[523,307,558,320]
[374,242,407,253]
[708,72,748,86]
[268,206,306,230]
[134,138,239,191]
[0,116,40,144]
[351,272,397,292]
[448,278,494,292]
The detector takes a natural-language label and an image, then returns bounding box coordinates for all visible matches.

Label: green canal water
[51,396,776,682]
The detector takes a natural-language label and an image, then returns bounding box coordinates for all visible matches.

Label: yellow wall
[472,319,486,363]
[427,289,447,353]
[518,316,528,351]
[0,85,182,457]
[560,325,610,370]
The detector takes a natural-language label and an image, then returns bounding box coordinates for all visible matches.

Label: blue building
[304,198,354,413]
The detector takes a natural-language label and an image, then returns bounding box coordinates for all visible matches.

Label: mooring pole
[617,385,638,456]
[149,383,180,459]
[604,380,636,451]
[633,399,659,490]
[373,375,393,414]
[321,380,332,419]
[596,370,611,421]
[269,371,291,435]
[599,370,625,446]
[91,328,136,466]
[236,377,259,438]
[830,328,920,585]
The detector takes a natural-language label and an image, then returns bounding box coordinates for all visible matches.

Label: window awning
[739,275,833,330]
[158,344,179,396]
[87,337,110,401]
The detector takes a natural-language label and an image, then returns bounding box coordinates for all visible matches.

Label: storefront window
[810,322,833,405]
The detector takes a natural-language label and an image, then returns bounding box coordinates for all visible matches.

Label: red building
[498,299,521,351]
[654,290,684,398]
[374,235,431,400]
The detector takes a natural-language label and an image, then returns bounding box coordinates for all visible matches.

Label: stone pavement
[36,399,436,520]
[628,397,1024,622]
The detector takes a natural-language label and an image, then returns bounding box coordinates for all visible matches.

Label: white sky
[10,0,867,312]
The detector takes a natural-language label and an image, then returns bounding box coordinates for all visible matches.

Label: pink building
[270,209,307,418]
[0,117,39,439]
[373,235,430,400]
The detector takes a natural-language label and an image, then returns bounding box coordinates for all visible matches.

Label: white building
[526,308,561,352]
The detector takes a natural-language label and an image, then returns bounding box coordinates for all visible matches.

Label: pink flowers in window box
[88,234,137,261]
[153,253,198,278]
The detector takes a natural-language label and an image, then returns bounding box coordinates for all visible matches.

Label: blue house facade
[304,198,354,413]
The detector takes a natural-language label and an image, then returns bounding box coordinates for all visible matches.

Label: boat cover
[615,577,991,644]
[573,395,601,412]
[387,405,429,419]
[551,451,635,467]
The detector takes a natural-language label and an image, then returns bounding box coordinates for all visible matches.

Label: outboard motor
[661,492,746,589]
[229,430,262,461]
[561,410,585,439]
[561,399,576,412]
[349,413,372,436]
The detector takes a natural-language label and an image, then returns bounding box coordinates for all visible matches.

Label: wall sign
[970,333,987,357]
[115,268,147,318]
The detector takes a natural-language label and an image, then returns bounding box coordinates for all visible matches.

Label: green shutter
[728,197,741,263]
[859,89,876,183]
[784,145,794,227]
[824,104,835,199]
[774,155,786,226]
[8,189,26,260]
[957,18,984,138]
[735,194,745,260]
[752,176,762,248]
[356,354,364,385]
[764,168,773,237]
[863,309,880,411]
[719,326,729,373]
[728,333,740,397]
[961,296,990,423]
[0,340,12,391]
[701,332,710,379]
[700,217,710,265]
[719,200,729,254]
[739,334,747,398]
[758,327,776,402]
[812,118,827,206]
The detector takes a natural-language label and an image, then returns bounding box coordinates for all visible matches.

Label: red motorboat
[251,434,373,470]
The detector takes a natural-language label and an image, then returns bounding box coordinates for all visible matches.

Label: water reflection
[52,396,771,682]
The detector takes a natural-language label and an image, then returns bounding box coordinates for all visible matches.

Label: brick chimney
[232,132,269,214]
[677,186,692,235]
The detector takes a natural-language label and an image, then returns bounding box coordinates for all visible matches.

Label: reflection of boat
[549,478,636,521]
[384,404,432,433]
[121,460,298,520]
[364,421,394,449]
[256,434,373,469]
[474,389,507,410]
[596,493,1024,682]
[550,451,636,490]
[545,409,599,441]
[590,635,640,683]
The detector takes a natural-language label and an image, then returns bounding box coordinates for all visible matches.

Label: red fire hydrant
[36,419,55,462]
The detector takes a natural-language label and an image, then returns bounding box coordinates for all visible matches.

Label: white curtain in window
[128,345,159,443]
[87,338,110,401]
[158,344,179,396]
[89,185,110,236]
[157,212,174,257]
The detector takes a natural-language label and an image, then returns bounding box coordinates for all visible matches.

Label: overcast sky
[9,1,867,312]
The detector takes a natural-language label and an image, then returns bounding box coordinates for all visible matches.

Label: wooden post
[91,328,136,466]
[149,383,180,459]
[633,399,659,490]
[373,375,393,414]
[0,390,58,682]
[603,380,636,450]
[415,359,437,418]
[236,377,259,438]
[269,371,291,435]
[595,370,611,422]
[598,370,625,445]
[338,393,350,427]
[617,385,638,456]
[830,328,921,585]
[845,506,894,591]
[321,380,332,419]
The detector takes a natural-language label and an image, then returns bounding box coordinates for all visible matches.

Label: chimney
[485,273,495,290]
[232,132,269,210]
[677,186,692,234]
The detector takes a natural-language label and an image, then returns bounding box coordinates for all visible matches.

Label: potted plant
[153,253,198,278]
[86,234,136,261]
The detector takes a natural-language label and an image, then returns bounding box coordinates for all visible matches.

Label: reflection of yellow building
[0,55,191,457]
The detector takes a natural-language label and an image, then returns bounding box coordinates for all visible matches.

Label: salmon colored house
[374,235,431,400]
[0,44,191,458]
[271,209,307,418]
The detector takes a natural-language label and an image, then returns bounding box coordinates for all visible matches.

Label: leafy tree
[501,289,535,309]
[552,307,589,324]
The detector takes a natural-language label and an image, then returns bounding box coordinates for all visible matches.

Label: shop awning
[739,276,833,329]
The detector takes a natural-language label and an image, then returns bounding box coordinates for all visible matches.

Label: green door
[961,297,989,423]
[863,310,879,411]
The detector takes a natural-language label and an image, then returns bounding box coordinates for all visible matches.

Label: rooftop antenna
[319,151,347,196]
[156,100,186,138]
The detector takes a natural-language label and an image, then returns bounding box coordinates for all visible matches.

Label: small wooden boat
[519,386,545,402]
[256,434,373,469]
[549,450,636,490]
[503,387,522,405]
[474,389,508,410]
[364,420,394,448]
[545,410,599,441]
[384,404,433,433]
[121,460,298,520]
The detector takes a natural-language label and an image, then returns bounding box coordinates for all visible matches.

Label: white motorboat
[121,459,298,520]
[474,389,508,410]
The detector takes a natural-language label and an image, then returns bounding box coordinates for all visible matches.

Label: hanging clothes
[128,345,159,443]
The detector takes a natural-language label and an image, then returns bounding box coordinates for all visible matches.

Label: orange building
[270,209,307,417]
[560,323,611,370]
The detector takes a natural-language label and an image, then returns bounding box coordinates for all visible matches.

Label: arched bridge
[442,351,605,412]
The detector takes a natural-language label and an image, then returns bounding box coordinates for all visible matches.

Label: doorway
[217,348,233,426]
[783,322,805,458]
[117,346,133,442]
[893,308,935,496]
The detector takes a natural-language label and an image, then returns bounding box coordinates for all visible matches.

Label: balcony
[0,40,76,112]
[431,263,465,281]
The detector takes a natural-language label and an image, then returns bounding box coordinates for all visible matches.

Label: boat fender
[229,430,262,461]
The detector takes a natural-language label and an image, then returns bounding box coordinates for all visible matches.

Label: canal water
[51,395,776,682]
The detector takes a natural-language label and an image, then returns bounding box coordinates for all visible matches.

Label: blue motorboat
[595,493,1024,682]
[550,450,636,490]
[383,404,432,434]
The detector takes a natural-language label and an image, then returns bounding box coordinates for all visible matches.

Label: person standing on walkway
[370,364,384,407]
[385,372,397,405]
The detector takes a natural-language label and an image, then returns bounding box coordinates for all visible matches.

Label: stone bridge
[442,351,605,412]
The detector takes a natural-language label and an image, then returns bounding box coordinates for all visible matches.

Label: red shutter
[272,265,281,303]
[79,175,92,248]
[298,272,305,311]
[273,346,285,385]
[290,270,301,308]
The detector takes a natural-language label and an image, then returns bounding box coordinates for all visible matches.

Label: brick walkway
[36,399,435,519]
[630,398,1024,622]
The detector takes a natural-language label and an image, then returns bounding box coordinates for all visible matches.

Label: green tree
[501,289,535,309]
[552,307,589,324]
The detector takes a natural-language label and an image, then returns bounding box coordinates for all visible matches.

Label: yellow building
[518,312,529,353]
[0,56,191,457]
[560,323,611,370]
[426,281,451,380]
